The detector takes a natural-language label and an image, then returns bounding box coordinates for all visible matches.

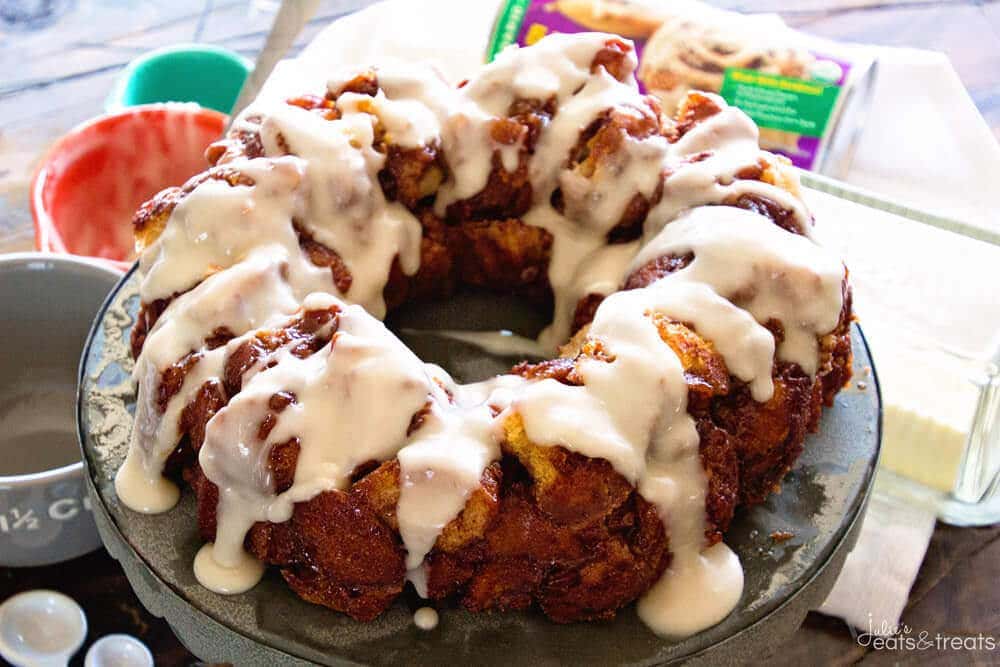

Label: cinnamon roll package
[489,0,877,176]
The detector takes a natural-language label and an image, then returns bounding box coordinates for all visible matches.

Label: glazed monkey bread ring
[116,33,852,638]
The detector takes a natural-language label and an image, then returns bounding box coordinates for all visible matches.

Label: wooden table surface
[2,1,999,665]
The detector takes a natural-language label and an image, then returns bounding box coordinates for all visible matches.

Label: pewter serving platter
[77,265,881,666]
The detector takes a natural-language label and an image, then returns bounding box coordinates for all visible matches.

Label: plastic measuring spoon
[0,590,87,667]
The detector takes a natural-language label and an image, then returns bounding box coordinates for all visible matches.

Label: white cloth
[845,47,1000,237]
[818,492,937,635]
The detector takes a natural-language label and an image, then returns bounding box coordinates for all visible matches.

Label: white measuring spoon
[0,590,87,667]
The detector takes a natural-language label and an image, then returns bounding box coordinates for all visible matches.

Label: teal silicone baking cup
[107,44,252,114]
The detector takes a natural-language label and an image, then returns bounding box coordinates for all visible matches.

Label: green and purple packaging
[489,0,877,175]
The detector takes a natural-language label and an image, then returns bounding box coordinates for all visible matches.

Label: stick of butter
[874,339,976,493]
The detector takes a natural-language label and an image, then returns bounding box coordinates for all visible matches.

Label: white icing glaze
[199,298,432,569]
[472,32,622,112]
[117,32,849,637]
[413,606,439,631]
[506,267,730,626]
[637,541,744,637]
[138,158,313,302]
[121,243,329,499]
[441,34,811,348]
[114,450,179,514]
[525,203,641,350]
[437,31,645,216]
[126,343,225,490]
[258,105,422,318]
[397,369,525,597]
[532,71,667,235]
[193,542,266,594]
[340,64,455,148]
[610,280,776,402]
[647,97,813,241]
[138,249,300,372]
[631,206,844,376]
[397,390,499,590]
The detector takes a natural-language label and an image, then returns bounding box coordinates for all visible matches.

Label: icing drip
[138,157,314,302]
[194,542,266,595]
[532,74,667,234]
[338,64,454,149]
[611,280,776,402]
[115,31,849,639]
[396,372,507,594]
[398,370,524,596]
[199,298,432,568]
[138,249,300,375]
[120,243,327,506]
[507,262,745,634]
[258,105,422,318]
[637,541,744,637]
[467,32,625,113]
[525,204,642,350]
[647,99,814,240]
[397,403,497,586]
[124,343,227,508]
[413,607,439,631]
[436,32,645,215]
[631,206,844,376]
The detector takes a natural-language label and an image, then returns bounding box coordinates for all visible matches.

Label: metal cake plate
[77,265,882,666]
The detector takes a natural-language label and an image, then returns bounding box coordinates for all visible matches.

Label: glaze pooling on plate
[113,32,850,637]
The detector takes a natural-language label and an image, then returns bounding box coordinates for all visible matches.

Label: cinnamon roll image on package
[491,0,877,175]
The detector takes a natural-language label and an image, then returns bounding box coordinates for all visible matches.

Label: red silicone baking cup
[31,104,227,272]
